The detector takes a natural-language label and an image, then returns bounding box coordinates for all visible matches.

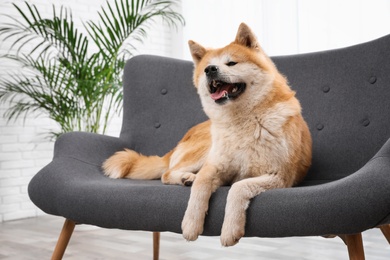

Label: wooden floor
[0,215,389,259]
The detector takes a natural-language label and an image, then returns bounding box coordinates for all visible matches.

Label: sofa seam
[54,155,102,168]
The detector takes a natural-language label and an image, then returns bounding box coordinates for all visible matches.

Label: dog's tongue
[210,85,230,100]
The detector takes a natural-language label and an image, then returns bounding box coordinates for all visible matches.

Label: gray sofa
[28,35,390,259]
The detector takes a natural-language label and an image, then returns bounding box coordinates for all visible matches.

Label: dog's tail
[102,149,169,180]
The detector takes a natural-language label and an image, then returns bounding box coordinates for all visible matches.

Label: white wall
[1,0,390,222]
[0,0,176,222]
[175,0,390,59]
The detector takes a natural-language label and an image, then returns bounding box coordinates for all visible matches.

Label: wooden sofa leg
[343,233,365,260]
[52,219,76,260]
[153,232,160,260]
[379,224,390,244]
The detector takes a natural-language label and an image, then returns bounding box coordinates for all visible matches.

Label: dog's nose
[204,65,219,76]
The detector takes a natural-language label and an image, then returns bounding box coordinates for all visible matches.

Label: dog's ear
[234,23,260,50]
[188,40,207,64]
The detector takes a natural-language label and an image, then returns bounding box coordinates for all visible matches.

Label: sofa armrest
[53,132,130,167]
[244,137,390,237]
[28,132,131,217]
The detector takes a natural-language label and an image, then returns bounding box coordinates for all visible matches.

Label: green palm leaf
[86,0,184,60]
[0,0,184,140]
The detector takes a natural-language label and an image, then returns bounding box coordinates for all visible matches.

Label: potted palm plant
[0,0,184,140]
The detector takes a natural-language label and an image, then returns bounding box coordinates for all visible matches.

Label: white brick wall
[0,0,181,222]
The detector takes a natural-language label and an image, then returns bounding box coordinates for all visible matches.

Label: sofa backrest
[121,35,390,184]
[273,35,390,184]
[120,55,207,156]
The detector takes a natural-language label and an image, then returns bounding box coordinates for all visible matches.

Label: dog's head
[189,23,283,115]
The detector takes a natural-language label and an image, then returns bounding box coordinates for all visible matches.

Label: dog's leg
[181,163,222,241]
[220,174,288,247]
[162,138,208,186]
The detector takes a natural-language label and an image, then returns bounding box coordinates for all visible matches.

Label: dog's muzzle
[204,65,246,104]
[209,80,246,104]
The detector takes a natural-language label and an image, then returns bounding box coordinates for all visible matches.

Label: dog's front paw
[220,215,245,247]
[221,208,246,246]
[181,209,204,241]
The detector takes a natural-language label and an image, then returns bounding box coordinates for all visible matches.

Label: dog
[103,23,312,247]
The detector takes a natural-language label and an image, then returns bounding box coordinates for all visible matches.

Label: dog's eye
[226,61,237,66]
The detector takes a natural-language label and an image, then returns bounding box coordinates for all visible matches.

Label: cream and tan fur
[103,23,312,247]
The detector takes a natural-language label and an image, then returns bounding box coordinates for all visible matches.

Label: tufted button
[161,88,168,95]
[154,122,161,128]
[316,124,324,130]
[361,118,370,127]
[322,85,330,93]
[369,76,377,84]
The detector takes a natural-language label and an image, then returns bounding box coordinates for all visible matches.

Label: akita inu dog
[103,23,312,246]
